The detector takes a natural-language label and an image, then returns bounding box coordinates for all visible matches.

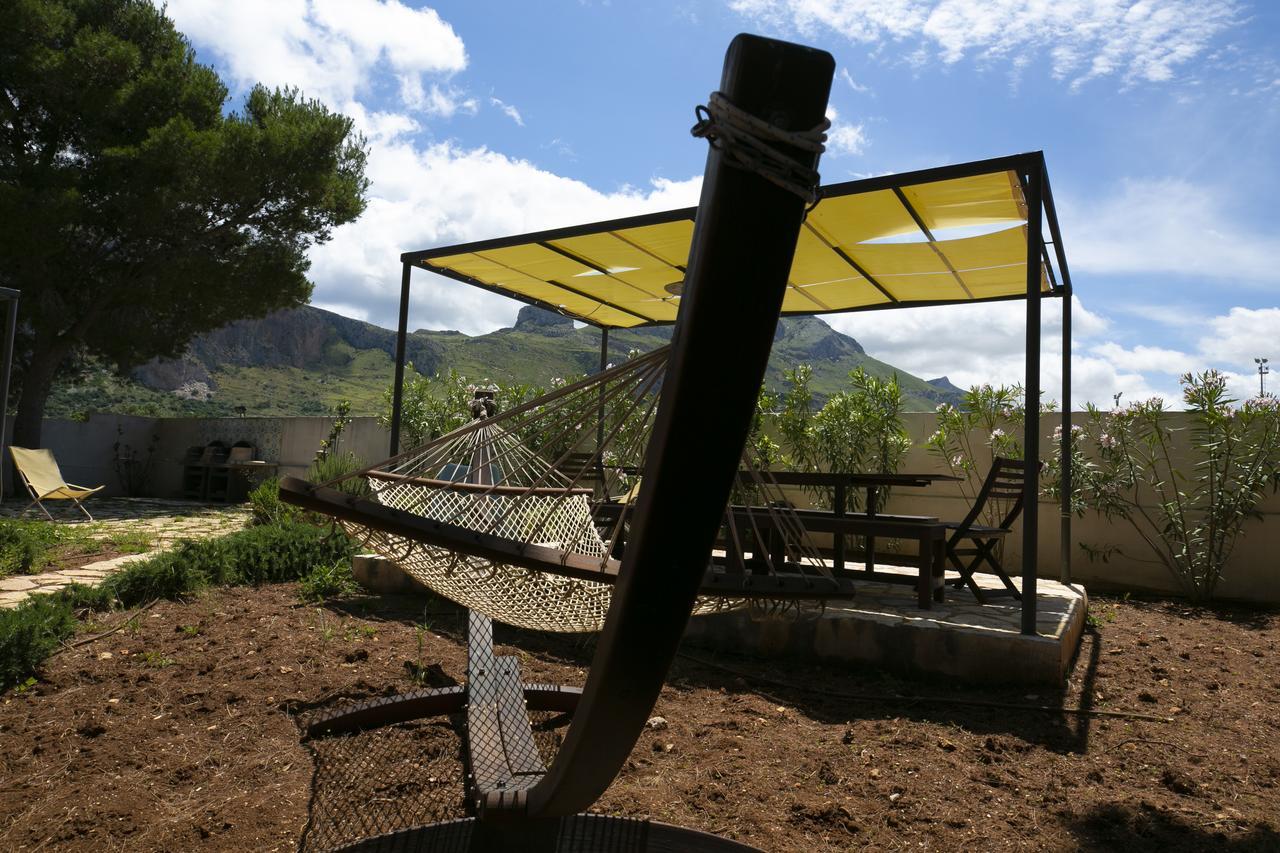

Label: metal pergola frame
[391,151,1074,636]
[0,288,18,503]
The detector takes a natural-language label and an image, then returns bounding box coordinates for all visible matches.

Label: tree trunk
[11,341,69,451]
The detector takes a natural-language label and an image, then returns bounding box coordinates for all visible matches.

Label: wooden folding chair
[10,446,104,522]
[944,457,1026,603]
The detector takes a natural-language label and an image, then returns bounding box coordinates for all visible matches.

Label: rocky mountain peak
[513,305,574,334]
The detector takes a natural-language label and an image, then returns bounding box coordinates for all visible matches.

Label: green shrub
[221,522,355,586]
[0,519,63,577]
[307,450,370,497]
[101,550,210,605]
[59,582,116,612]
[247,477,298,526]
[299,559,359,602]
[100,522,356,604]
[1045,371,1280,601]
[0,521,356,691]
[0,594,78,690]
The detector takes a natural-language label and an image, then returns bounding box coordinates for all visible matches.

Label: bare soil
[0,585,1277,852]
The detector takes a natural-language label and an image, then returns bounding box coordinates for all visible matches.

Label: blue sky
[165,0,1279,406]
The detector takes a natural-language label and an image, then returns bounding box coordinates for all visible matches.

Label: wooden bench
[725,506,947,608]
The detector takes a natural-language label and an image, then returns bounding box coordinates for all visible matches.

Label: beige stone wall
[22,413,393,499]
[24,410,1279,604]
[875,413,1279,605]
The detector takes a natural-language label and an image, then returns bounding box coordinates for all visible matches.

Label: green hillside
[45,305,963,419]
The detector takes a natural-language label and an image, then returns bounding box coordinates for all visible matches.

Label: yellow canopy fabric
[411,157,1057,329]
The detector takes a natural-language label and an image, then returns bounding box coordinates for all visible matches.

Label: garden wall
[13,412,1280,605]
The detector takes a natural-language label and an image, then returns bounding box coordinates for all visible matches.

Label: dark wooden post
[521,34,834,819]
[0,289,18,501]
[388,262,412,456]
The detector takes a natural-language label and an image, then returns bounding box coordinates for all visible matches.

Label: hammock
[280,346,852,633]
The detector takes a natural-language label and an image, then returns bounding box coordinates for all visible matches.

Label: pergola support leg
[389,261,412,456]
[1060,277,1072,584]
[1021,156,1044,636]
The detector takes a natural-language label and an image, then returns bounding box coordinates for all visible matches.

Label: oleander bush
[1044,370,1280,601]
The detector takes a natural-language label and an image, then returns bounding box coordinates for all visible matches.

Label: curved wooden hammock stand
[279,477,857,600]
[283,34,835,852]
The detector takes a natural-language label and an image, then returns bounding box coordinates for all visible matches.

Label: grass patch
[0,521,355,692]
[0,519,63,577]
[100,528,156,555]
[299,560,359,603]
[138,651,174,669]
[0,520,157,579]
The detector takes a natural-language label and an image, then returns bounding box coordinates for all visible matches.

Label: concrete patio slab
[683,565,1087,687]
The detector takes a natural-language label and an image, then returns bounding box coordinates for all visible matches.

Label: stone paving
[0,498,250,609]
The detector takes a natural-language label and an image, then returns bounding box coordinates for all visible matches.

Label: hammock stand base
[334,814,759,853]
[303,609,761,852]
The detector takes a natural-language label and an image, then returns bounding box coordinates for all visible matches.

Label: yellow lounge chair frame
[10,446,104,521]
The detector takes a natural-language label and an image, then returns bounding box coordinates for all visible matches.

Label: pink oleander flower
[1099,433,1117,449]
[990,428,1006,442]
[951,454,965,468]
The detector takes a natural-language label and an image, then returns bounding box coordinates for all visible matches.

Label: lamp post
[1256,357,1270,397]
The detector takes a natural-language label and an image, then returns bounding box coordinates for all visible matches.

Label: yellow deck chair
[10,447,104,521]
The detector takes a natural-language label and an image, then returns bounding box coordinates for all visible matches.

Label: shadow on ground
[1067,803,1280,852]
[321,591,1106,756]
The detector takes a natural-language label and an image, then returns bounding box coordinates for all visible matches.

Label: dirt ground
[0,585,1277,852]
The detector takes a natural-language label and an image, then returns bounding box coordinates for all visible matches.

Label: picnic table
[735,470,961,608]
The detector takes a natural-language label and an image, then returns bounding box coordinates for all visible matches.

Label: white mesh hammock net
[305,346,838,633]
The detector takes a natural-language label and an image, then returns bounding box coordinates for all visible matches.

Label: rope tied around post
[691,90,830,208]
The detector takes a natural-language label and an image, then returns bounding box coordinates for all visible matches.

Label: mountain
[926,376,965,398]
[45,305,965,419]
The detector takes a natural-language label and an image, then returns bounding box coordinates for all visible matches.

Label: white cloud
[824,105,869,156]
[828,123,868,156]
[308,140,703,335]
[729,0,1242,88]
[411,83,479,118]
[824,295,1128,405]
[1197,307,1280,364]
[166,0,703,337]
[1063,177,1280,285]
[1073,308,1279,403]
[490,97,525,126]
[1087,342,1199,375]
[838,67,872,94]
[826,297,1275,408]
[165,0,467,108]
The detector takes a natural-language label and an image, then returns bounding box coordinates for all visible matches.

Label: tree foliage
[758,365,912,510]
[0,0,368,444]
